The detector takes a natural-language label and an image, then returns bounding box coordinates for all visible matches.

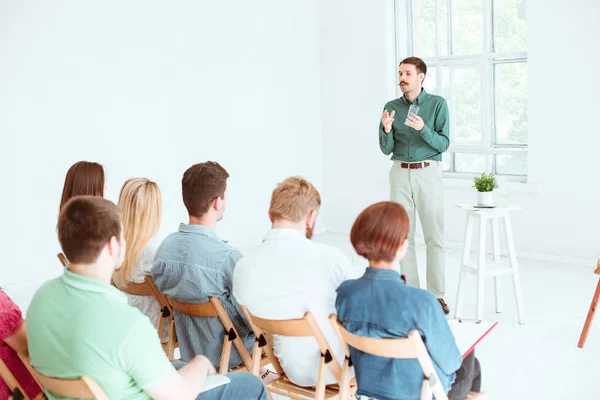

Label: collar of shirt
[363,267,404,281]
[400,88,429,105]
[262,228,308,243]
[61,268,127,303]
[178,223,219,240]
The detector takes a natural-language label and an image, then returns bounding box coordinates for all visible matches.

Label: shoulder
[384,98,404,109]
[425,93,447,107]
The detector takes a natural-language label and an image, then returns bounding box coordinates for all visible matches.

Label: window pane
[413,0,436,57]
[494,0,527,53]
[453,67,481,143]
[455,153,486,173]
[424,66,437,94]
[439,0,449,56]
[496,153,527,175]
[494,62,528,145]
[442,152,453,171]
[451,0,483,55]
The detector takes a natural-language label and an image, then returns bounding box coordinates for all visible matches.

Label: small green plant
[473,173,496,192]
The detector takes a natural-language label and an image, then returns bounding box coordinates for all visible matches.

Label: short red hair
[350,202,410,262]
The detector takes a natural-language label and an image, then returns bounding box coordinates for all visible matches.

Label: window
[404,0,527,180]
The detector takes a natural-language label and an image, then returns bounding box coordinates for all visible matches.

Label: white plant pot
[477,191,493,206]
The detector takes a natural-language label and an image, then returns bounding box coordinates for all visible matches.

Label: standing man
[378,56,451,314]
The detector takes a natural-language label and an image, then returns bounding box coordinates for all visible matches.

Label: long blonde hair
[113,178,162,289]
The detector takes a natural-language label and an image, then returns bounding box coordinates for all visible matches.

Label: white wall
[0,0,323,287]
[319,0,600,262]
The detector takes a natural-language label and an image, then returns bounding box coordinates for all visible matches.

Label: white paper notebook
[447,319,498,358]
[200,375,231,393]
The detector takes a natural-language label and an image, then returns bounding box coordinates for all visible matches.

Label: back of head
[58,196,122,265]
[113,178,162,288]
[350,201,409,263]
[60,161,105,212]
[269,176,321,222]
[182,161,229,218]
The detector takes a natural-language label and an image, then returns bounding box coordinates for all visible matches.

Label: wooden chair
[144,276,179,360]
[578,258,600,348]
[19,351,104,400]
[167,297,270,374]
[56,253,68,267]
[329,314,447,400]
[241,305,354,400]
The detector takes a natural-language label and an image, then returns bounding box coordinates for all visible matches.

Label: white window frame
[396,0,528,182]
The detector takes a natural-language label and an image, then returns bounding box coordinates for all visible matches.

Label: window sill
[443,178,542,193]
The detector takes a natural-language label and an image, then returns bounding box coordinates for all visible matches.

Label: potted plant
[473,173,496,206]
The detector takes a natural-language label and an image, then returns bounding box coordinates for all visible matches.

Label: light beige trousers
[390,162,445,297]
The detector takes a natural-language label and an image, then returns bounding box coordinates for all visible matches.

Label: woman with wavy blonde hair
[113,178,163,330]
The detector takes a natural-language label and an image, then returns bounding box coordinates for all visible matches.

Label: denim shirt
[335,268,462,400]
[151,223,255,369]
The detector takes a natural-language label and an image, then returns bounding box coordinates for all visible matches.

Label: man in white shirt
[233,176,363,387]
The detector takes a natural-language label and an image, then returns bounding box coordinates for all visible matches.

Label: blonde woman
[113,178,163,333]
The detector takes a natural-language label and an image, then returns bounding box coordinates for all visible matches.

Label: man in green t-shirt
[27,196,267,400]
[378,56,451,314]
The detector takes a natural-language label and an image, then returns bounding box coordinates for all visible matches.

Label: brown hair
[59,161,105,211]
[269,176,321,222]
[350,201,410,262]
[400,56,427,76]
[58,196,122,264]
[182,162,229,218]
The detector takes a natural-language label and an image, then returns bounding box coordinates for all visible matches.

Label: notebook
[447,319,498,359]
[200,375,231,393]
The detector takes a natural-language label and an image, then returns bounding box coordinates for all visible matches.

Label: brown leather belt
[399,161,434,169]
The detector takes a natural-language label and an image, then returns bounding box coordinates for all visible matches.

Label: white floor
[4,232,600,399]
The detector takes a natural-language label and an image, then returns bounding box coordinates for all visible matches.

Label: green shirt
[379,89,450,162]
[26,269,173,400]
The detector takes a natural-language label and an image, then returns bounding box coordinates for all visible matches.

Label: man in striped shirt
[152,161,255,369]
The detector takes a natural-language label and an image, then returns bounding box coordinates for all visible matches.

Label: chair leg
[315,357,327,400]
[579,278,600,348]
[491,218,502,313]
[476,216,487,323]
[455,215,474,319]
[220,338,232,374]
[504,214,526,324]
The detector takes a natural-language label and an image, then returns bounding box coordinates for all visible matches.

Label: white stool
[454,204,526,324]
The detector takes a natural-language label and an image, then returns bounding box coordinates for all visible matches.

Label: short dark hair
[58,196,122,264]
[350,201,410,263]
[59,161,105,212]
[400,56,427,76]
[182,162,229,218]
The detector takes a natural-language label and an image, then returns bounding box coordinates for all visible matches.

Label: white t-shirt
[233,228,364,387]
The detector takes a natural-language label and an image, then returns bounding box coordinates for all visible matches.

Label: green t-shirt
[26,269,173,400]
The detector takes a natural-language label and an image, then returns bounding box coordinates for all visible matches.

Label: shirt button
[409,157,413,160]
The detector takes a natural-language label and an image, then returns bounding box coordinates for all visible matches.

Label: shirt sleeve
[419,99,450,153]
[417,294,462,376]
[120,316,174,390]
[379,106,395,156]
[0,290,25,341]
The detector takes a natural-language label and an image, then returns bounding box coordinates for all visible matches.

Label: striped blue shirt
[151,223,255,369]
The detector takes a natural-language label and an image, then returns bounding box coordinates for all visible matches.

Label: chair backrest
[594,258,600,275]
[168,297,253,370]
[19,351,108,400]
[241,305,343,382]
[57,253,69,267]
[33,373,108,400]
[329,315,448,400]
[114,280,154,297]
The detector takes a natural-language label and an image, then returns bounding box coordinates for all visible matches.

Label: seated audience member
[59,161,105,211]
[26,196,266,400]
[336,201,482,400]
[152,162,254,369]
[0,289,43,400]
[113,178,165,336]
[233,176,363,387]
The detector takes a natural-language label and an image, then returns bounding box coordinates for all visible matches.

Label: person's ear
[107,236,119,256]
[307,210,318,229]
